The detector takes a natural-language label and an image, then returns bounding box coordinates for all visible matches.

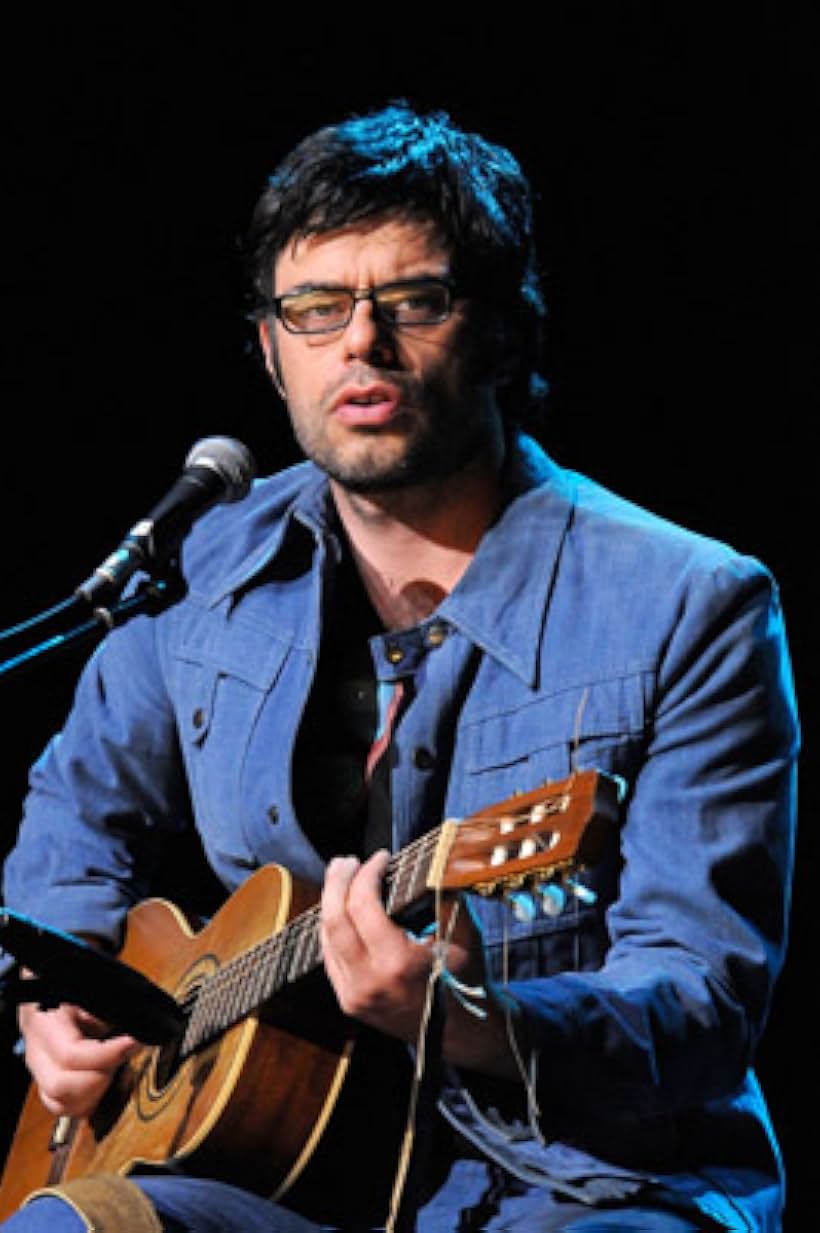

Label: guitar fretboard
[179,826,444,1058]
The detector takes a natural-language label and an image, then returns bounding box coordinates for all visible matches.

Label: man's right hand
[18,999,139,1118]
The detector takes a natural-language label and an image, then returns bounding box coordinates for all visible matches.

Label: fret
[257,932,286,1000]
[409,830,437,901]
[284,907,316,984]
[238,946,265,1013]
[384,829,436,917]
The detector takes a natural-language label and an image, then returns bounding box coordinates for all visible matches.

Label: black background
[0,5,813,1222]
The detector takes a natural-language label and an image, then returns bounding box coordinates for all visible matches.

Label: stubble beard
[292,391,503,496]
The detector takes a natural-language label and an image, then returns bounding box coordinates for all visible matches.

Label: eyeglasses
[256,277,457,335]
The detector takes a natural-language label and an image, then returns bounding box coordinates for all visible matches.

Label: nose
[342,298,397,365]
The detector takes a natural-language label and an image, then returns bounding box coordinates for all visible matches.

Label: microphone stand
[0,565,186,682]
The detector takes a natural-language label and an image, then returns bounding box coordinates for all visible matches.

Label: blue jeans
[0,1172,725,1231]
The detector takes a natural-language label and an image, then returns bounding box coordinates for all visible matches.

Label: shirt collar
[208,436,576,687]
[207,463,337,605]
[437,435,575,686]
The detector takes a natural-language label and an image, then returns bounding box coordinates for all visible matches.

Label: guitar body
[0,864,410,1225]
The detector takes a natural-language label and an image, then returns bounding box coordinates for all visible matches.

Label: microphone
[75,436,256,608]
[0,909,185,1044]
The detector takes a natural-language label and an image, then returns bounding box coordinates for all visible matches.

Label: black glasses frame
[251,277,458,335]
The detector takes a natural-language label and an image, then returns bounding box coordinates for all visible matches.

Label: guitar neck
[177,769,616,1060]
[180,827,445,1057]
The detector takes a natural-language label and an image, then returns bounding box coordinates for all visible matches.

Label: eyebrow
[277,272,453,298]
[278,281,347,296]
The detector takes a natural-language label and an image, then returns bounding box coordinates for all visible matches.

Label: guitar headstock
[435,769,621,911]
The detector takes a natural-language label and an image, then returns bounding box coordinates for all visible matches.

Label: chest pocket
[168,617,293,860]
[461,671,650,793]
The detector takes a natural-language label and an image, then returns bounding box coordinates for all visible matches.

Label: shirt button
[425,622,448,648]
[192,707,206,729]
[413,746,436,771]
[267,804,280,825]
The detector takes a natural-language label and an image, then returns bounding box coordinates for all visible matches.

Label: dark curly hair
[244,103,547,425]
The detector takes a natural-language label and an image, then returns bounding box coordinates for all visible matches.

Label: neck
[331,450,503,629]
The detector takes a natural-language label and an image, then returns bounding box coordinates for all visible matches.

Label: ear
[258,320,287,400]
[257,320,275,376]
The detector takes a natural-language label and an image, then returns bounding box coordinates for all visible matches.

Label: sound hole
[145,954,218,1100]
[152,1035,184,1090]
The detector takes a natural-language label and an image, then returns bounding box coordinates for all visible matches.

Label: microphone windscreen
[184,436,256,503]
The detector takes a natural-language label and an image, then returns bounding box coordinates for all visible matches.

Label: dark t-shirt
[292,549,402,862]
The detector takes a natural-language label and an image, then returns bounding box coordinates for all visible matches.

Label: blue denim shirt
[1,434,798,1228]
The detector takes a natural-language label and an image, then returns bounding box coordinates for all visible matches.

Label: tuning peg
[506,890,538,923]
[565,876,597,906]
[537,882,567,917]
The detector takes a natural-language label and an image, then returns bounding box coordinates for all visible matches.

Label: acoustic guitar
[0,769,618,1224]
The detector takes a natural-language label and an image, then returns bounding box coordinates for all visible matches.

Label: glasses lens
[279,289,353,334]
[276,280,452,334]
[376,281,450,325]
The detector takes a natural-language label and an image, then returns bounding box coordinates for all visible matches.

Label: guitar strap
[22,1175,161,1233]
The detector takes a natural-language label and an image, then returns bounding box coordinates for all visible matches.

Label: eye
[378,282,449,323]
[281,290,350,331]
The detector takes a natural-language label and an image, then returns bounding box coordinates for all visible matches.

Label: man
[0,104,799,1230]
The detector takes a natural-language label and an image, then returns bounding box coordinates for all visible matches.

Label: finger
[21,1005,138,1084]
[74,1006,121,1039]
[344,853,420,970]
[53,1029,139,1072]
[321,857,371,987]
[344,850,393,933]
[322,850,409,974]
[36,1064,118,1118]
[21,1008,138,1118]
[321,855,360,928]
[22,1002,138,1058]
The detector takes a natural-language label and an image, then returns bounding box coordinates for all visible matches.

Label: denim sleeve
[1,610,191,953]
[505,559,799,1120]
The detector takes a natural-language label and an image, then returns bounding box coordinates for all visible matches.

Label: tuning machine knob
[565,875,597,906]
[505,890,538,923]
[537,882,567,917]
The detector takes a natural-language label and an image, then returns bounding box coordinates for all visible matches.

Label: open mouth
[333,385,402,425]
